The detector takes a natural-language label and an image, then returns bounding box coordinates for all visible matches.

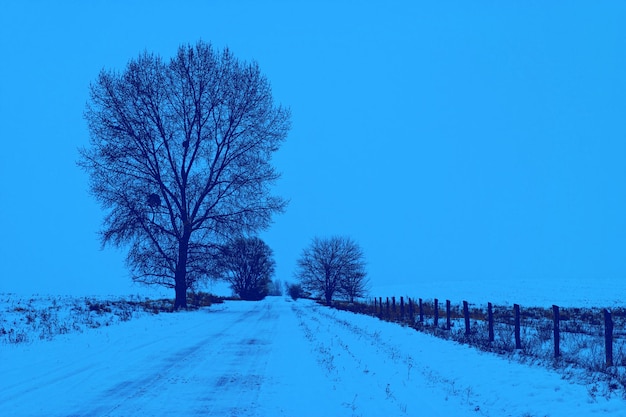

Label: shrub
[186,292,224,308]
[288,283,305,300]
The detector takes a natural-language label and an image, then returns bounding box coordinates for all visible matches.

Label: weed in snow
[0,294,205,345]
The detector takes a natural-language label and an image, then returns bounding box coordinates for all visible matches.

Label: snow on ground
[0,294,172,344]
[2,296,626,416]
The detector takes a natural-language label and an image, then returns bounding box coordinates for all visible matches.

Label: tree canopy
[295,236,368,303]
[218,236,276,301]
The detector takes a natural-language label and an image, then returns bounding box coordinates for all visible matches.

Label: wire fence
[329,295,626,393]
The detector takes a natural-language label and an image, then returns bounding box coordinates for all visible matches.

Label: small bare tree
[218,237,275,300]
[295,236,367,304]
[79,41,290,308]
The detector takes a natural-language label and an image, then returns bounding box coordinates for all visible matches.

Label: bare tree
[218,237,275,300]
[340,269,369,303]
[78,41,290,308]
[295,236,367,304]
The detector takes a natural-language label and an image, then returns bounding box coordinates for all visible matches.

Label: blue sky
[1,1,625,296]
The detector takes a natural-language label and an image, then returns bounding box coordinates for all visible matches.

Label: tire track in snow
[292,301,484,416]
[68,301,278,417]
[291,302,416,415]
[198,301,278,417]
[309,304,482,409]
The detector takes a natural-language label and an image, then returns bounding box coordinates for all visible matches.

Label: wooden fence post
[446,300,451,330]
[488,302,494,343]
[552,305,560,358]
[434,298,439,328]
[419,298,424,323]
[604,309,614,367]
[400,296,405,320]
[514,304,521,350]
[386,297,390,318]
[378,297,383,317]
[463,301,470,336]
[408,297,414,324]
[392,296,396,317]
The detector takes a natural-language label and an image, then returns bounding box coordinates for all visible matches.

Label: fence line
[333,296,625,375]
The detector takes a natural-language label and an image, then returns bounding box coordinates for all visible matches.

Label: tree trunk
[174,231,190,310]
[174,274,187,310]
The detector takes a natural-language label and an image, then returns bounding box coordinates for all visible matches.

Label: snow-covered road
[2,297,625,416]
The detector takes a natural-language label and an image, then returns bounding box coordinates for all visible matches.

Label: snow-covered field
[373,276,626,308]
[0,294,173,345]
[2,296,626,416]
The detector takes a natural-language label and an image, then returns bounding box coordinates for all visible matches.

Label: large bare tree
[295,236,367,304]
[79,41,290,308]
